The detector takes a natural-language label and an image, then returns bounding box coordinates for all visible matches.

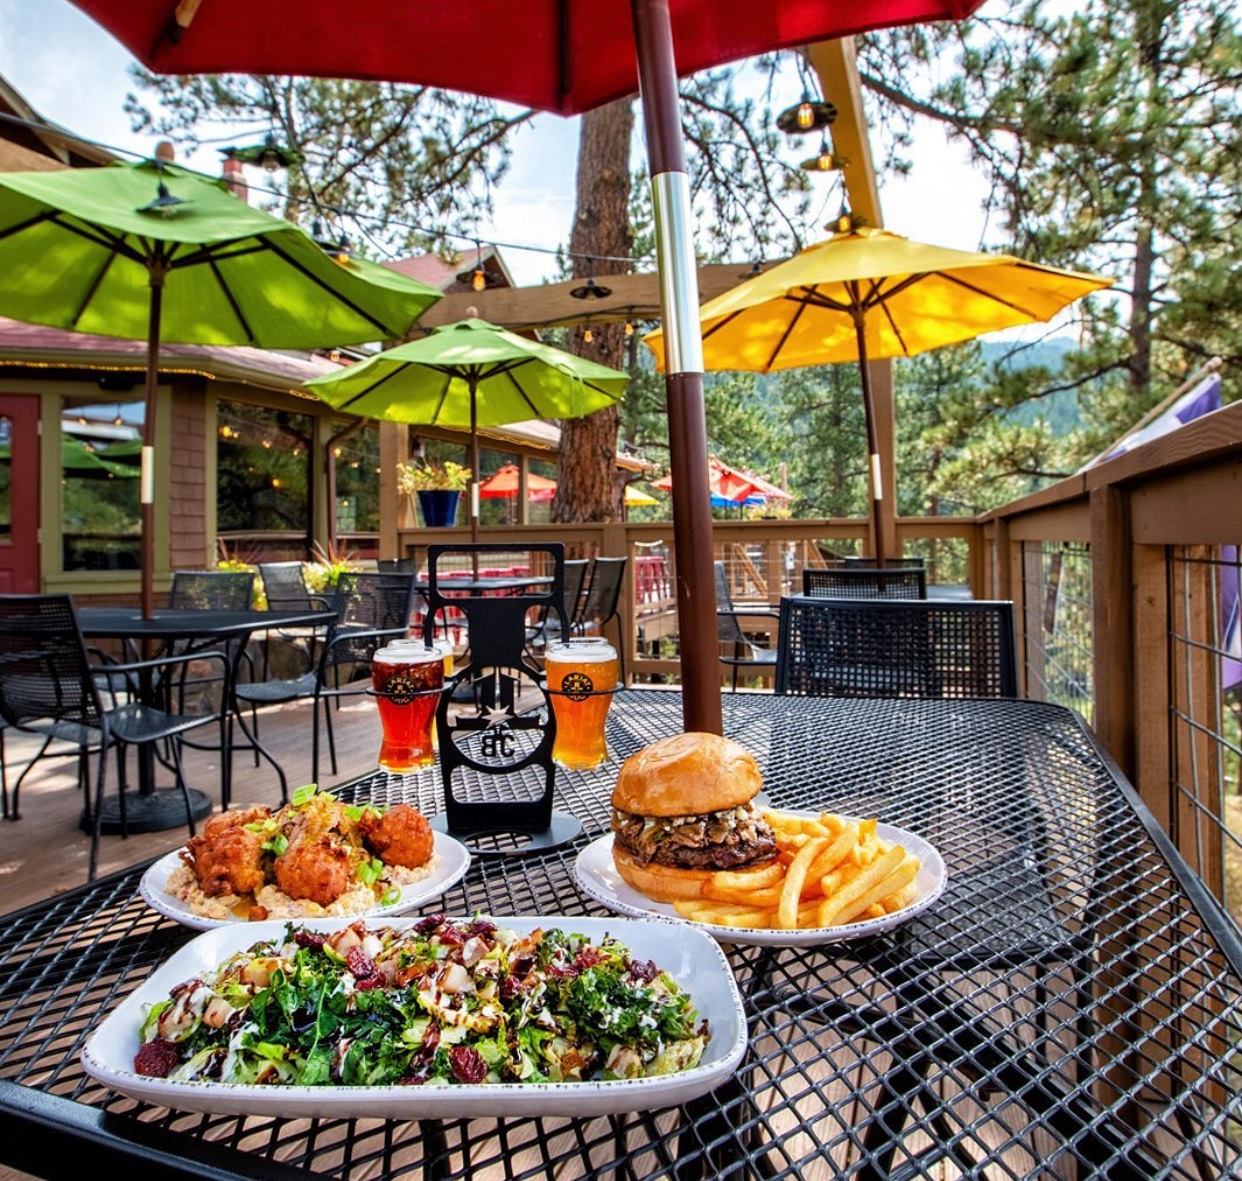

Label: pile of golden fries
[673,809,921,931]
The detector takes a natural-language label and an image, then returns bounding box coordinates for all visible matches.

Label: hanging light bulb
[471,266,487,292]
[327,349,342,363]
[624,321,634,337]
[775,93,836,135]
[583,327,594,343]
[271,477,281,488]
[114,405,124,426]
[799,135,844,174]
[796,100,815,130]
[262,439,272,449]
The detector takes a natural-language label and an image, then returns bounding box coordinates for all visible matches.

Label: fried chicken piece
[359,804,434,869]
[183,818,267,898]
[273,838,353,906]
[201,805,270,843]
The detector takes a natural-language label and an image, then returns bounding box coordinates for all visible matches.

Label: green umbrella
[304,318,628,544]
[0,157,440,614]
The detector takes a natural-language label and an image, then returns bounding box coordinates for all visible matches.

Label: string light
[583,327,594,343]
[262,439,272,449]
[271,477,281,488]
[796,101,815,130]
[624,321,634,336]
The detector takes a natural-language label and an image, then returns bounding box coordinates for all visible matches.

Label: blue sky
[1,0,996,289]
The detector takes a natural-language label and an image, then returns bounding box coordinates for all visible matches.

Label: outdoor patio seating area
[0,2,1239,1179]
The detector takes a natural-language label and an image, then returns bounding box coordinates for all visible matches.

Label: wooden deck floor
[0,696,386,915]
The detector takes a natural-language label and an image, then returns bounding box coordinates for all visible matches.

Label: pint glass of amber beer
[546,639,618,770]
[371,640,443,772]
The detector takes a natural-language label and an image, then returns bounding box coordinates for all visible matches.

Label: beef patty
[611,802,777,870]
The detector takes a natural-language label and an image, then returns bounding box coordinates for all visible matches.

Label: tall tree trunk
[551,99,633,524]
[1129,210,1155,396]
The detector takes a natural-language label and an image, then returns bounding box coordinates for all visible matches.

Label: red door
[0,395,40,593]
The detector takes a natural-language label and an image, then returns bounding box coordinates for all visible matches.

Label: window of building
[334,423,379,535]
[217,400,313,542]
[60,397,143,571]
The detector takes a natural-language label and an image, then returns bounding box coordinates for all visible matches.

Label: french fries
[676,809,922,933]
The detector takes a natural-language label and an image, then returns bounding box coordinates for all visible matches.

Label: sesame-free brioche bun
[611,845,714,902]
[611,732,762,817]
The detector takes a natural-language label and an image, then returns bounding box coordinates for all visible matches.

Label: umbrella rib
[784,288,852,314]
[0,209,57,243]
[766,297,810,370]
[934,271,1040,319]
[501,367,543,419]
[337,362,410,411]
[703,310,744,342]
[68,249,119,330]
[878,298,912,357]
[864,272,926,309]
[429,371,453,425]
[170,241,270,270]
[261,238,394,336]
[208,259,256,343]
[49,215,146,263]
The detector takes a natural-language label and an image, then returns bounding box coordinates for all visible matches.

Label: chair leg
[732,663,740,692]
[323,693,338,775]
[115,745,129,837]
[11,733,55,821]
[219,712,232,811]
[169,736,196,838]
[251,702,261,767]
[89,739,109,882]
[311,696,321,786]
[0,726,8,820]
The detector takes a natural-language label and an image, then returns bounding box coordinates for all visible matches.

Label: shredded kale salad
[133,917,710,1086]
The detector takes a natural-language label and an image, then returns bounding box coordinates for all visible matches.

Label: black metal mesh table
[1,693,1239,1180]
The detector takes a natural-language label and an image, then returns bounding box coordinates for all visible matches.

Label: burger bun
[612,844,778,904]
[611,732,762,817]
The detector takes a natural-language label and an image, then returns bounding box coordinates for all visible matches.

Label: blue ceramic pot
[417,489,460,527]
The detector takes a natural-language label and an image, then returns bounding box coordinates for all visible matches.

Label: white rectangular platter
[82,915,748,1119]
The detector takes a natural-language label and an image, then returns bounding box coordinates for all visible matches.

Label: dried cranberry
[511,953,535,978]
[436,924,464,947]
[346,948,377,980]
[499,974,522,1003]
[354,977,384,991]
[448,1045,487,1084]
[572,947,603,972]
[418,1022,441,1057]
[628,959,659,984]
[133,1039,181,1078]
[414,913,446,936]
[398,1066,430,1086]
[468,917,496,936]
[294,930,326,950]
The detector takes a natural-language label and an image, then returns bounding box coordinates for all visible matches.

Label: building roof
[0,74,115,170]
[384,244,515,294]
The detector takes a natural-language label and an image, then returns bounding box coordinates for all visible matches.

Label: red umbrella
[478,464,557,503]
[654,457,791,505]
[71,0,985,734]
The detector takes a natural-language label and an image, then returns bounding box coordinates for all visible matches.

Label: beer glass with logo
[546,639,618,770]
[371,640,443,772]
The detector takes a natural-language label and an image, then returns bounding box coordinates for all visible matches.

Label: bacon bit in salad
[448,1045,487,1084]
[133,1039,182,1078]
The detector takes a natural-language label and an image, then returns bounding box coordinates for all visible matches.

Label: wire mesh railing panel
[1020,541,1094,721]
[1167,544,1242,921]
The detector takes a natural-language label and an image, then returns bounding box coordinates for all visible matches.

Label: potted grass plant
[397,460,471,528]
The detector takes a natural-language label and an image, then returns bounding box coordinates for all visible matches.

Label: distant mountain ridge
[983,337,1083,434]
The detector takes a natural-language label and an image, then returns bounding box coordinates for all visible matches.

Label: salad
[133,917,710,1086]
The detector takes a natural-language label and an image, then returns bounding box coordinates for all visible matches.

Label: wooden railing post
[1132,543,1171,832]
[378,421,407,560]
[1090,485,1135,778]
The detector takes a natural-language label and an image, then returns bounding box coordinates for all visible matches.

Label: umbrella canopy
[0,158,440,615]
[646,227,1110,561]
[624,485,659,508]
[478,464,558,502]
[71,1,986,117]
[70,0,989,733]
[305,318,627,543]
[653,456,790,506]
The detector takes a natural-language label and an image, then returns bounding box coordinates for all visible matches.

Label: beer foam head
[374,639,441,665]
[546,638,617,663]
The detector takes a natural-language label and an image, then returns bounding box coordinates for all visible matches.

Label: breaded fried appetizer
[359,804,434,869]
[182,807,270,897]
[273,838,354,906]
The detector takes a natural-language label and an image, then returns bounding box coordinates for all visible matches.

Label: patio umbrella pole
[851,302,886,567]
[632,0,723,735]
[140,262,166,619]
[469,374,480,576]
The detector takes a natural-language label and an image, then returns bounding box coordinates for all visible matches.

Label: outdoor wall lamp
[221,134,303,173]
[570,274,612,300]
[776,93,836,135]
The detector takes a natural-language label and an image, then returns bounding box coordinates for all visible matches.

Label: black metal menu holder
[422,543,580,855]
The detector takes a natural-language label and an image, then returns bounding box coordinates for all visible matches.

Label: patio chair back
[802,565,927,600]
[332,571,417,632]
[563,559,589,626]
[0,595,102,730]
[714,561,749,648]
[580,557,626,632]
[170,570,255,610]
[776,596,1017,699]
[258,561,313,611]
[376,557,416,574]
[833,555,926,568]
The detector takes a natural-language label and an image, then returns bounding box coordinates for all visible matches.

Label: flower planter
[417,489,461,528]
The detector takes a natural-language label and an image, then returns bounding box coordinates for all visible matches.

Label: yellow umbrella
[624,485,660,507]
[645,227,1112,562]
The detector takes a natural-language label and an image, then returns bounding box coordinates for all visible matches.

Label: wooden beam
[1090,485,1135,777]
[416,261,779,333]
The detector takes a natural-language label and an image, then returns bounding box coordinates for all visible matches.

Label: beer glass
[546,639,618,770]
[371,640,443,772]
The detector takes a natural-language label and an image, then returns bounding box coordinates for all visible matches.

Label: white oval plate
[140,830,472,931]
[81,915,747,1119]
[574,813,946,948]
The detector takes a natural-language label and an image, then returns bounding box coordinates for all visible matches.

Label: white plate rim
[139,829,472,931]
[573,811,947,948]
[80,915,748,1116]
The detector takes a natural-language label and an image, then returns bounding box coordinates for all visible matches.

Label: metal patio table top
[414,575,555,594]
[75,606,334,640]
[0,693,1239,1181]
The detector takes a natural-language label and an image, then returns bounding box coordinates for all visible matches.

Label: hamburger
[610,732,777,902]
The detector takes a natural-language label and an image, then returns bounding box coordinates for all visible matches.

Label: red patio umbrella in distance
[477,463,558,502]
[71,0,987,734]
[654,456,790,504]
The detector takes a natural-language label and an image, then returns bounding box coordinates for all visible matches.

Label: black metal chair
[715,560,779,690]
[527,558,589,651]
[170,570,255,609]
[0,594,230,879]
[376,557,416,574]
[776,596,1016,698]
[574,556,627,682]
[835,555,926,568]
[803,565,927,600]
[258,561,323,612]
[232,572,415,791]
